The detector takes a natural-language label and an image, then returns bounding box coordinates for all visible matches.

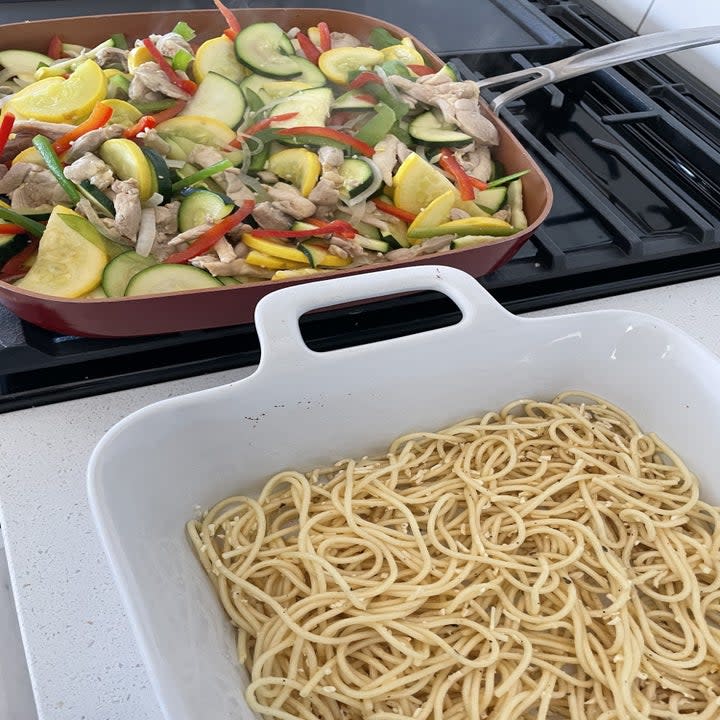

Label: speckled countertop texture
[2,276,720,719]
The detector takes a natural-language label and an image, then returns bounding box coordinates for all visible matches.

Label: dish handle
[254,265,513,369]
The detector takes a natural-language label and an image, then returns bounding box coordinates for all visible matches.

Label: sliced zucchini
[507,179,528,230]
[0,232,27,266]
[142,148,173,202]
[290,57,327,86]
[0,49,53,78]
[473,187,507,214]
[234,22,299,78]
[178,189,234,232]
[77,180,115,217]
[180,72,247,129]
[268,87,333,128]
[299,242,351,268]
[348,220,381,240]
[338,157,374,199]
[409,111,473,148]
[239,75,313,102]
[218,276,244,285]
[102,250,156,297]
[124,263,222,296]
[355,235,390,253]
[332,91,377,111]
[380,219,410,249]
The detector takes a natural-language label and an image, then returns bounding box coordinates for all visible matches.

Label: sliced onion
[342,158,383,207]
[374,66,401,102]
[165,158,186,169]
[144,192,164,207]
[135,208,157,257]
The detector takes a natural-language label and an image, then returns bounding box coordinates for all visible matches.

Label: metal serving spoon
[477,26,720,112]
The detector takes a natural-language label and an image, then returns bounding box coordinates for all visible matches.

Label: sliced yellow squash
[408,216,516,239]
[7,60,107,124]
[392,152,456,215]
[127,45,154,72]
[267,148,321,197]
[245,249,305,270]
[407,190,456,242]
[318,46,384,85]
[12,146,45,166]
[194,36,247,83]
[381,44,425,66]
[99,99,142,128]
[242,234,309,264]
[16,206,107,298]
[99,138,154,201]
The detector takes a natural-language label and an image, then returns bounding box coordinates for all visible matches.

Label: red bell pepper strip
[47,35,64,60]
[242,112,298,138]
[223,28,238,41]
[317,21,331,52]
[372,199,417,224]
[123,115,158,139]
[214,0,242,35]
[407,64,434,76]
[142,38,197,96]
[355,93,378,104]
[296,31,321,64]
[0,238,38,281]
[0,224,27,235]
[276,126,375,157]
[438,148,475,201]
[53,103,113,156]
[469,177,489,191]
[151,100,187,124]
[349,71,383,89]
[251,220,356,240]
[306,217,355,239]
[229,112,299,148]
[164,200,255,264]
[0,112,15,157]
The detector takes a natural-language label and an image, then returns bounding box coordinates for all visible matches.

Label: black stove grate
[1,0,720,413]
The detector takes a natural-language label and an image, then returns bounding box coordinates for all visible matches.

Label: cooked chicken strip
[111,178,142,242]
[63,153,114,190]
[390,74,498,146]
[95,46,129,71]
[266,182,316,220]
[252,202,293,230]
[190,256,274,279]
[129,62,191,103]
[64,124,124,163]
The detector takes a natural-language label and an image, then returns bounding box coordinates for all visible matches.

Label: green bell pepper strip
[171,159,233,193]
[0,207,46,238]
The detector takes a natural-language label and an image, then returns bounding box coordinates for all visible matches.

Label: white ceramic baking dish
[87,265,720,720]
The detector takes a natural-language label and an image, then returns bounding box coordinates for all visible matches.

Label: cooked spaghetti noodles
[188,393,720,719]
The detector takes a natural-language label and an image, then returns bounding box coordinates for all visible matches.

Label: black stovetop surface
[1,0,719,412]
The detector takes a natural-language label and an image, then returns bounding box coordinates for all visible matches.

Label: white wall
[592,0,720,94]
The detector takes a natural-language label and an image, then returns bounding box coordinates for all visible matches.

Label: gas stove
[1,0,719,412]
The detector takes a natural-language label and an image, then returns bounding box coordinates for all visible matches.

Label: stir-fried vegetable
[0,3,530,299]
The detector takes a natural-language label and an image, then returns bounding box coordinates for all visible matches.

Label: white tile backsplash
[638,0,720,94]
[591,0,654,31]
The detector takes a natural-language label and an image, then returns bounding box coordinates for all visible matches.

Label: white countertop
[2,276,720,720]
